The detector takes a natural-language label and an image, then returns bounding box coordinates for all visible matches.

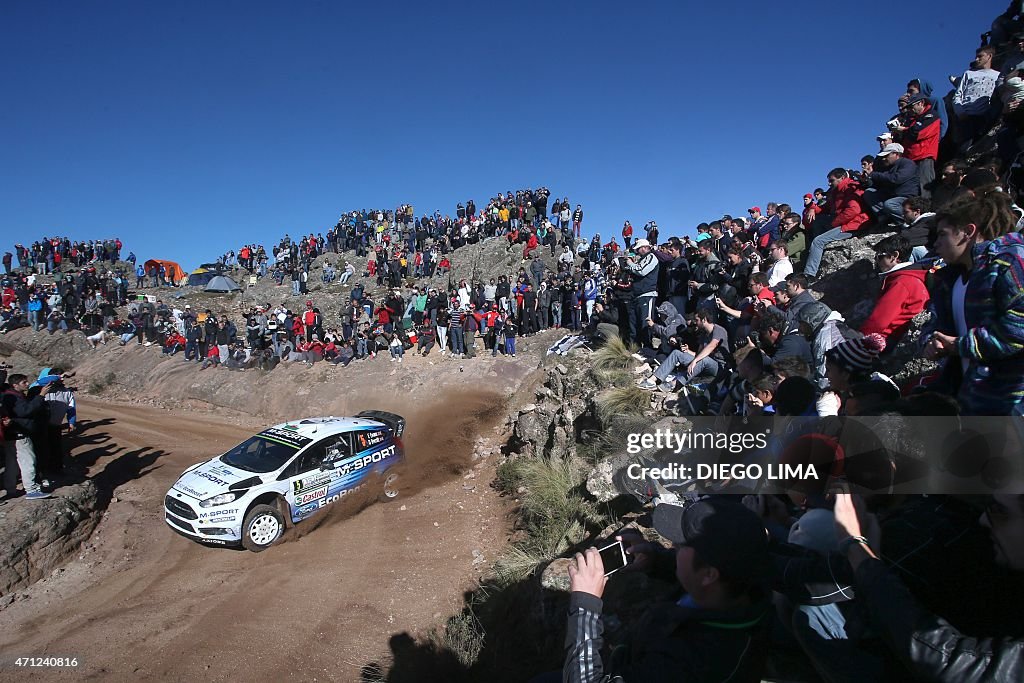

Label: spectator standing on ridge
[2,374,52,500]
[623,238,659,347]
[952,45,999,150]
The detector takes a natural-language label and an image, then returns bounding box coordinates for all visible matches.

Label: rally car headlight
[199,492,240,508]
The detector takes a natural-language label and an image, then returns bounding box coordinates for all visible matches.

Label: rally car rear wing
[356,411,406,439]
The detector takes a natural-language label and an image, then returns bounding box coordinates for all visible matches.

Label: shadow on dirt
[62,418,168,510]
[361,576,566,683]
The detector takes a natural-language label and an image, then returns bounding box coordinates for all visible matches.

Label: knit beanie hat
[827,333,887,374]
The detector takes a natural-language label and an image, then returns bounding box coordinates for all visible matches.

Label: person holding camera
[553,500,771,683]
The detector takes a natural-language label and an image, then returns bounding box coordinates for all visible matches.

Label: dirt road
[0,397,507,681]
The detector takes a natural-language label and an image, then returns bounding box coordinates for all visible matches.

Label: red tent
[143,259,186,284]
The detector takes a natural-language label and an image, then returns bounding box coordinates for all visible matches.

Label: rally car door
[283,433,353,519]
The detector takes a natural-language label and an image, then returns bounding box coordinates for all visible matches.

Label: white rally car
[164,411,405,551]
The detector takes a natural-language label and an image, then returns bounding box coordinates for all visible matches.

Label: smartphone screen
[598,540,629,576]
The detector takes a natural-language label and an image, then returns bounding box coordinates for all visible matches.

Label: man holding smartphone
[560,499,771,682]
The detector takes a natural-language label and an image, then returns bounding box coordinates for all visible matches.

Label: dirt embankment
[0,321,551,423]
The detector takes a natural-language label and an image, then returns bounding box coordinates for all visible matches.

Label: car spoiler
[356,410,406,438]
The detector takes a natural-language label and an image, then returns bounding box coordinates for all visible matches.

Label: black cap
[653,499,770,582]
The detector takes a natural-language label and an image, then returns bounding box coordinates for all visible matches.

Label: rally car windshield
[221,435,300,473]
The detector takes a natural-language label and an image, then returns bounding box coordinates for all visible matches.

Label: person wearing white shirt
[766,241,794,287]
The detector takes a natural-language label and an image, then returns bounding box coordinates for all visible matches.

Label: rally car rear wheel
[381,471,400,500]
[242,504,284,552]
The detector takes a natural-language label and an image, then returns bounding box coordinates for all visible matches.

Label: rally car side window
[281,434,351,479]
[323,433,354,465]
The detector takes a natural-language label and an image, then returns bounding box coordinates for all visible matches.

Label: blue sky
[1,1,995,270]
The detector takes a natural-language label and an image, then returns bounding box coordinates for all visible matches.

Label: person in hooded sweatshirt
[639,300,686,364]
[859,235,930,348]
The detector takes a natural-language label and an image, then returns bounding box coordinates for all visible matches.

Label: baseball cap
[694,232,711,243]
[748,206,761,214]
[876,132,893,141]
[906,92,928,105]
[803,193,813,199]
[632,238,651,249]
[653,499,770,582]
[878,143,905,156]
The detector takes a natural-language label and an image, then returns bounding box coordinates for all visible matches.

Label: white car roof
[264,416,386,440]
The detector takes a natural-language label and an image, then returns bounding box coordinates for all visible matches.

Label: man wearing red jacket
[801,193,822,231]
[301,300,320,340]
[896,93,940,198]
[860,235,930,346]
[522,230,539,261]
[804,169,870,278]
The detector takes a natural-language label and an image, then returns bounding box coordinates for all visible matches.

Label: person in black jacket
[557,500,771,682]
[2,374,52,499]
[832,493,1024,683]
[862,143,919,226]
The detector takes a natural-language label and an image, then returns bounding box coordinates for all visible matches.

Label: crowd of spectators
[4,7,1024,681]
[543,7,1024,683]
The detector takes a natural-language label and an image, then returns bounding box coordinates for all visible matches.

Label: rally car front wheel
[242,504,284,552]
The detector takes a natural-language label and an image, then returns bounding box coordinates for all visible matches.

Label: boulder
[0,481,102,597]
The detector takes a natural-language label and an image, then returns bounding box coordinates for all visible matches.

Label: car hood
[172,459,254,501]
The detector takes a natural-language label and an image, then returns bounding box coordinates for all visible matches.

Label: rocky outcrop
[508,359,598,461]
[585,416,692,503]
[0,481,102,598]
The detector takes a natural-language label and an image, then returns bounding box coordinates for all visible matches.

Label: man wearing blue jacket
[862,143,919,226]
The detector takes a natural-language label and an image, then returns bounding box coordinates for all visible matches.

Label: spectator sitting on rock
[772,273,816,334]
[637,308,729,391]
[797,301,848,391]
[859,235,930,347]
[162,330,186,355]
[818,333,888,416]
[900,196,938,262]
[766,239,795,287]
[557,499,770,682]
[757,308,813,365]
[861,143,919,227]
[803,169,871,280]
